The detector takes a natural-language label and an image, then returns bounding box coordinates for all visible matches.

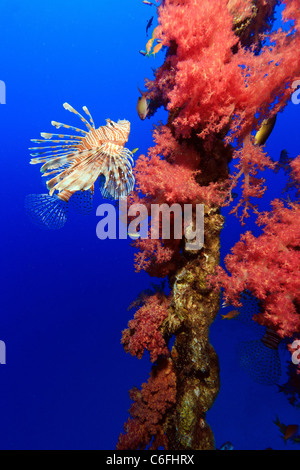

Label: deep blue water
[0,0,299,450]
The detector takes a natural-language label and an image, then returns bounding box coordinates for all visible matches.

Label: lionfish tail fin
[25,194,68,230]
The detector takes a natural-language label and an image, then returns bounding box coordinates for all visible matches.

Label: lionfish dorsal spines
[51,120,88,136]
[63,102,95,132]
[82,106,96,129]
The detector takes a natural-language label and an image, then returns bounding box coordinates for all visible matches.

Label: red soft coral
[120,0,300,450]
[227,135,276,223]
[290,155,300,196]
[130,125,225,276]
[117,358,176,450]
[156,0,240,138]
[214,200,300,337]
[290,155,300,183]
[121,292,170,362]
[151,0,300,141]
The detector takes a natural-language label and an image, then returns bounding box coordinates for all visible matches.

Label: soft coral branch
[130,125,226,276]
[121,292,170,362]
[214,200,300,337]
[227,134,276,223]
[150,0,300,142]
[117,358,176,450]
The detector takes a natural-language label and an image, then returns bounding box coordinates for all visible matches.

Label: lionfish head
[103,119,130,143]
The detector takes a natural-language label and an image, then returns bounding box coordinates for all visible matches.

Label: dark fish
[277,361,300,408]
[284,424,299,442]
[224,191,238,204]
[274,417,299,442]
[146,16,154,36]
[219,442,234,450]
[279,149,290,165]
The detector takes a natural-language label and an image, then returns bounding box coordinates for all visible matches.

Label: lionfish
[25,103,135,229]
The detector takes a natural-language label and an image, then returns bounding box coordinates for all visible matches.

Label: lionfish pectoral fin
[98,144,135,200]
[25,194,68,230]
[99,171,135,200]
[46,148,103,194]
[99,175,115,200]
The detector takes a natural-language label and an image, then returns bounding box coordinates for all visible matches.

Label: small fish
[131,148,139,155]
[152,41,163,57]
[224,191,238,204]
[284,425,299,442]
[152,26,159,39]
[146,37,155,55]
[219,442,234,450]
[254,114,277,146]
[143,0,155,5]
[128,230,140,240]
[139,50,147,57]
[144,28,159,57]
[221,310,240,320]
[274,417,299,442]
[137,86,150,120]
[146,16,154,36]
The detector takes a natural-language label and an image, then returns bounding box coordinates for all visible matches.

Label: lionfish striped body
[25,103,135,229]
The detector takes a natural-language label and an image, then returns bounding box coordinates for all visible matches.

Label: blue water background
[0,0,299,450]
